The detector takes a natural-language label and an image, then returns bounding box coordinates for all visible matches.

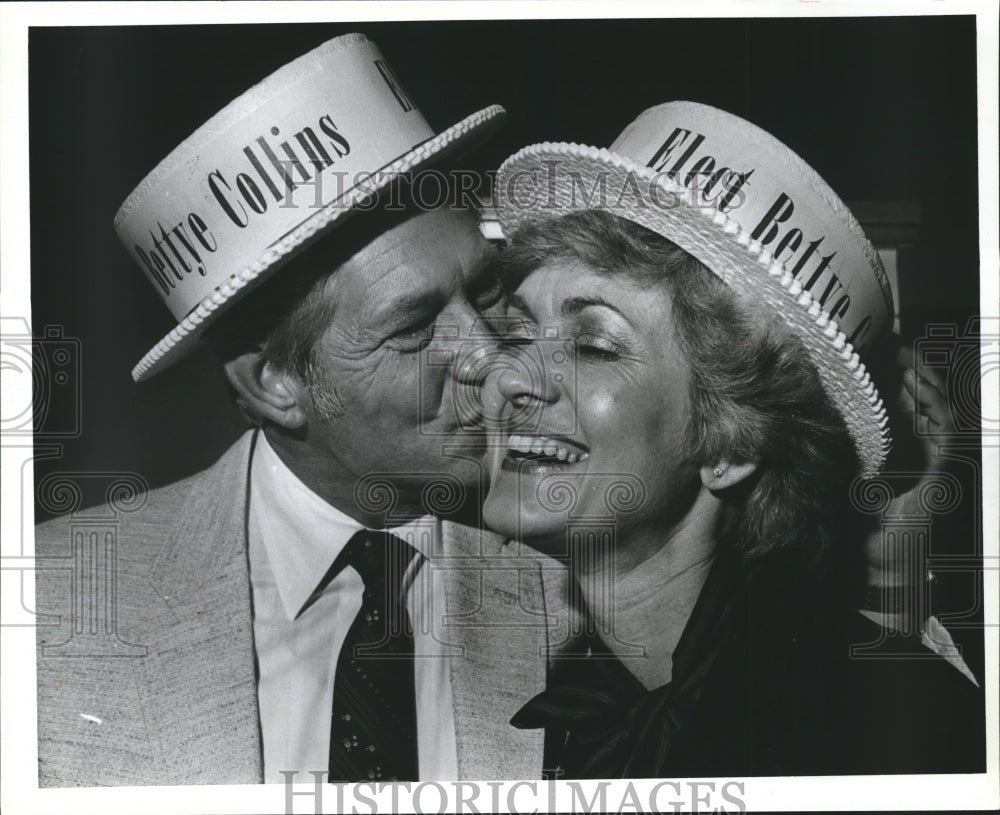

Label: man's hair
[206,233,348,425]
[492,208,859,562]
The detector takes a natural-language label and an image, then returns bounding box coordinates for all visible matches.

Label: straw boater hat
[495,101,893,477]
[116,33,504,382]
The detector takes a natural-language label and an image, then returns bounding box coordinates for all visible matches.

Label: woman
[479,103,984,777]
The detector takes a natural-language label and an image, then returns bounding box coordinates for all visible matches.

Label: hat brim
[131,104,505,382]
[495,142,890,477]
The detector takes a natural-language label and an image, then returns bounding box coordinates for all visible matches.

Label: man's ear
[700,459,759,491]
[223,350,308,430]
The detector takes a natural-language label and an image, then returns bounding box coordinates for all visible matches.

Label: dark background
[29,16,981,514]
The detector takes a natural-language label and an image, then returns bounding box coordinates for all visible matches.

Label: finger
[905,367,949,409]
[917,411,932,438]
[899,369,943,416]
[913,386,952,429]
[911,361,948,400]
[897,343,915,370]
[911,399,951,436]
[897,343,948,393]
[897,375,952,437]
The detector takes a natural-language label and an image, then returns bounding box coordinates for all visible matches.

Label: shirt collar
[250,433,438,620]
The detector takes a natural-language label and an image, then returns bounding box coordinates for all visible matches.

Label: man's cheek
[356,355,440,427]
[334,350,398,407]
[413,356,448,421]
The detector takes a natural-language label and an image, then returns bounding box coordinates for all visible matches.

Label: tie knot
[338,529,418,593]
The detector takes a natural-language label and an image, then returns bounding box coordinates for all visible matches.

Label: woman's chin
[481,490,524,539]
[483,491,571,557]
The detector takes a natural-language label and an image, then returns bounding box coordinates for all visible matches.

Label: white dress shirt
[247,434,459,782]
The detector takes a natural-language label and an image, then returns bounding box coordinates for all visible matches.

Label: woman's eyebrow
[561,295,629,323]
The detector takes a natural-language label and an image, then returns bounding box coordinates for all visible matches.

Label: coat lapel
[142,432,263,784]
[133,444,577,783]
[440,522,574,780]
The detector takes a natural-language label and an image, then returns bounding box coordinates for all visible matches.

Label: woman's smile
[501,433,591,471]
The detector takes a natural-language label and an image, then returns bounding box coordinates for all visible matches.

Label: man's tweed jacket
[35,432,572,786]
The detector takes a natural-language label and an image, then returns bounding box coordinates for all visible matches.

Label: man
[34,33,571,786]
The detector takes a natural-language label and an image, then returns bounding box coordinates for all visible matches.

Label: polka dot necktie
[327,529,420,782]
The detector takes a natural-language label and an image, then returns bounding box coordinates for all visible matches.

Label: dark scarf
[511,547,754,778]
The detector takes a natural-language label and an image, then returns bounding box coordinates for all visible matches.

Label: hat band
[610,103,892,352]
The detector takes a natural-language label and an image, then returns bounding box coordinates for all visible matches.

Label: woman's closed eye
[574,333,624,362]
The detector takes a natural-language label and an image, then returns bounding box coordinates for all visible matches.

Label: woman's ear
[223,350,308,430]
[700,459,758,491]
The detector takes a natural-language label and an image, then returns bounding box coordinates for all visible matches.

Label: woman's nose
[495,360,558,405]
[480,343,563,431]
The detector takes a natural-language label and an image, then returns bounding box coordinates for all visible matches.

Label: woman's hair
[493,209,859,562]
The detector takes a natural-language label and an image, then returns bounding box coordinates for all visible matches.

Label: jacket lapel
[142,432,263,784]
[134,443,578,783]
[441,522,574,780]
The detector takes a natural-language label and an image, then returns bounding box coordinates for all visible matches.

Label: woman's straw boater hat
[495,101,893,477]
[116,33,504,382]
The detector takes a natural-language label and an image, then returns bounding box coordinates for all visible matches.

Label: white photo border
[2,2,997,813]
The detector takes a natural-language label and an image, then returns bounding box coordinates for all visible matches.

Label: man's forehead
[334,209,493,313]
[359,208,487,266]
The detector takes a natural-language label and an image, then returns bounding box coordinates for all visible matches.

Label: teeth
[505,434,587,463]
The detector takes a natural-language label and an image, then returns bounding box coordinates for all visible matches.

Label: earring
[712,467,724,479]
